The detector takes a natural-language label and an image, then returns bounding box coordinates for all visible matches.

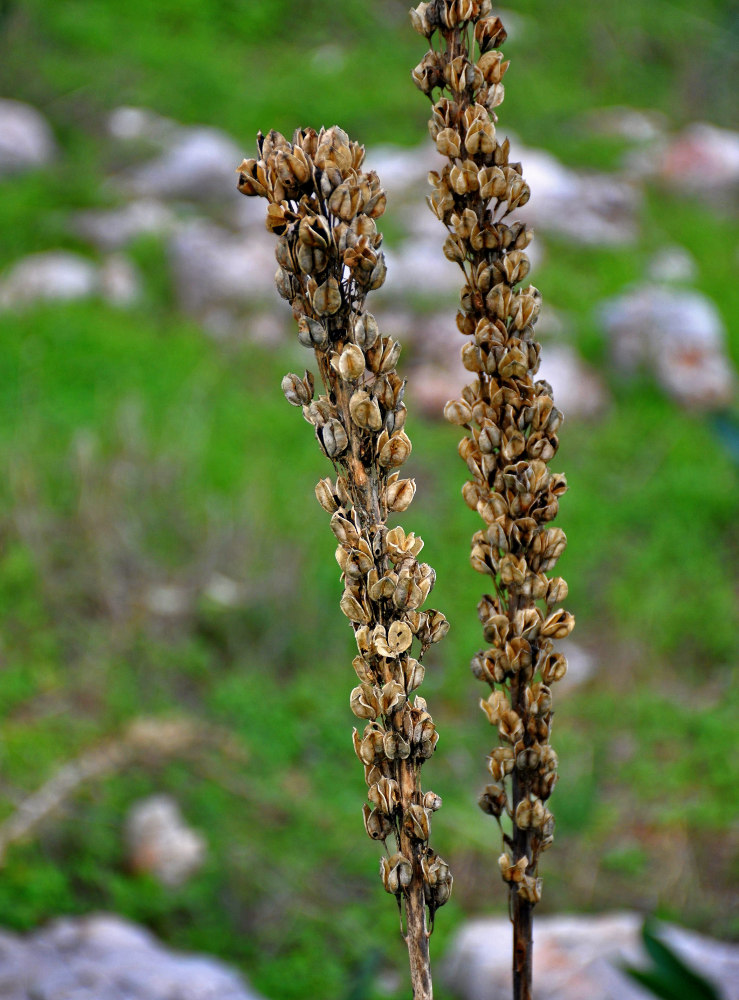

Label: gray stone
[646,245,698,284]
[515,143,641,245]
[107,106,180,148]
[0,251,141,310]
[536,344,608,419]
[443,912,739,1000]
[642,123,739,194]
[125,795,206,888]
[122,127,244,203]
[0,99,56,176]
[168,220,276,316]
[556,639,597,690]
[0,252,97,309]
[583,106,668,144]
[0,914,264,1000]
[72,200,176,251]
[98,254,142,306]
[599,285,736,408]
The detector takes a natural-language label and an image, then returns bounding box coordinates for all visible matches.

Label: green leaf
[642,921,721,1000]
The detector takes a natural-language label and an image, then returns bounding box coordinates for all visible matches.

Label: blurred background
[0,1,737,997]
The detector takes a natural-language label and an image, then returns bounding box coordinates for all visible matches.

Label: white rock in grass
[0,99,56,176]
[0,251,97,308]
[72,199,177,251]
[599,285,736,409]
[0,251,141,309]
[443,913,739,1000]
[0,914,264,1000]
[168,220,276,315]
[122,127,244,203]
[536,344,608,419]
[654,123,739,193]
[125,794,206,888]
[99,254,142,306]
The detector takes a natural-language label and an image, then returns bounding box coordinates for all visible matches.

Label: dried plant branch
[410,4,574,999]
[0,716,241,864]
[237,126,452,999]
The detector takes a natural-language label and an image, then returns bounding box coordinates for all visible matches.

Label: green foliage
[623,920,721,1000]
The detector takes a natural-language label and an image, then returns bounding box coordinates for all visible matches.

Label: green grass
[0,0,737,995]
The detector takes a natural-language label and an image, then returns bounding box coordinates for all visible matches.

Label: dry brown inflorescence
[237,126,451,997]
[410,2,574,996]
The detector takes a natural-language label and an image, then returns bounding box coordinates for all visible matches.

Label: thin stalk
[238,124,452,998]
[410,4,575,999]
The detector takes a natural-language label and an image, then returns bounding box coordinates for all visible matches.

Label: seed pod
[349,389,383,431]
[349,683,380,719]
[444,398,473,425]
[540,652,567,684]
[424,791,442,811]
[381,853,413,894]
[330,512,360,548]
[380,680,406,715]
[297,316,329,349]
[341,591,371,625]
[351,311,380,350]
[320,418,348,458]
[383,730,411,760]
[498,853,527,884]
[281,372,313,406]
[338,343,365,382]
[517,876,543,904]
[403,656,425,692]
[387,620,413,655]
[403,803,430,842]
[369,776,401,815]
[386,477,416,512]
[540,609,575,639]
[363,803,394,842]
[311,276,342,315]
[379,430,412,468]
[314,477,338,513]
[409,2,433,37]
[479,782,508,817]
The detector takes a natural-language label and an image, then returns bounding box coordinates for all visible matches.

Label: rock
[646,245,698,284]
[0,913,264,1000]
[121,126,244,203]
[652,123,739,194]
[72,199,177,251]
[0,99,56,176]
[99,254,142,306]
[536,344,609,419]
[0,252,96,309]
[168,220,277,317]
[383,242,463,298]
[514,143,641,245]
[583,106,668,144]
[555,639,598,689]
[125,794,206,887]
[107,106,180,148]
[443,912,739,1000]
[599,285,736,409]
[365,143,442,199]
[0,251,141,310]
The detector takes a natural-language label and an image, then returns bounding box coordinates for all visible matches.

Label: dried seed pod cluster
[410,0,574,923]
[238,126,451,986]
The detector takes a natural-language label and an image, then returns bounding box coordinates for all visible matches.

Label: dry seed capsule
[339,343,366,382]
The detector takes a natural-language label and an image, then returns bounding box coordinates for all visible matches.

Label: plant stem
[398,757,433,999]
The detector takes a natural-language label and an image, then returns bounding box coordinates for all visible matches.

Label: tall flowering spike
[238,125,450,1000]
[411,4,573,999]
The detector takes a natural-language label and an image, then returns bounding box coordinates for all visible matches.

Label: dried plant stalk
[237,126,452,999]
[410,4,574,998]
